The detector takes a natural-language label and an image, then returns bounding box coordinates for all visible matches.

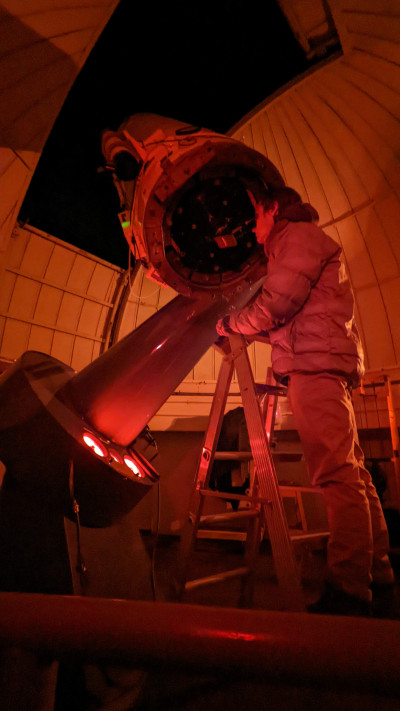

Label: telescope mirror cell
[102,114,284,296]
[166,173,256,275]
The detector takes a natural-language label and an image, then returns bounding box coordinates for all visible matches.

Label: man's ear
[269,201,279,217]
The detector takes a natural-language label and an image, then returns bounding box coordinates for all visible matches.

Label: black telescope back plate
[169,174,257,274]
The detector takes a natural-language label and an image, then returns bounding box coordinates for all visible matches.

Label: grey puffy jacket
[225,206,364,386]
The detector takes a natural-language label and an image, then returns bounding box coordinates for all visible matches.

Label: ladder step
[274,452,303,462]
[214,451,303,462]
[199,489,271,505]
[280,485,323,494]
[199,509,260,526]
[185,566,250,591]
[214,451,253,460]
[290,530,330,542]
[196,529,247,541]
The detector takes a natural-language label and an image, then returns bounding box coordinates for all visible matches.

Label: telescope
[0,114,284,533]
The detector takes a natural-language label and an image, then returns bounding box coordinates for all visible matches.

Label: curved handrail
[0,593,399,695]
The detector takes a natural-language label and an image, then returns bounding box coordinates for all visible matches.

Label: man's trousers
[287,372,393,602]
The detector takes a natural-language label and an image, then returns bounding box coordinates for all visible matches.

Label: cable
[68,459,87,587]
[150,478,162,601]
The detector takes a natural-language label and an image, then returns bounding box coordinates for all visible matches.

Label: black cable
[150,478,161,601]
[68,459,87,583]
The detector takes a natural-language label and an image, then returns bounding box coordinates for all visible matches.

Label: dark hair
[262,186,319,223]
[263,186,302,212]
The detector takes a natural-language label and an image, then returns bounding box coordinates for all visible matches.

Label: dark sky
[19,0,311,268]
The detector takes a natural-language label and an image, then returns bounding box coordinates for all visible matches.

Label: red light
[124,455,145,477]
[109,449,123,464]
[82,433,107,458]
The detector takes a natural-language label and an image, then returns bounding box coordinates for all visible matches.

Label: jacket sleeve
[225,224,336,336]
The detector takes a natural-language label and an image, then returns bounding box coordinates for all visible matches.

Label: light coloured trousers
[287,373,393,602]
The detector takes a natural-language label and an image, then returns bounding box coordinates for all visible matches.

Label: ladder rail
[175,354,235,599]
[176,335,306,611]
[230,334,305,611]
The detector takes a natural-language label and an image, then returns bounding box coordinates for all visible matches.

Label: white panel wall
[0,223,123,372]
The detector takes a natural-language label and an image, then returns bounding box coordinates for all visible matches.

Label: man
[216,186,394,616]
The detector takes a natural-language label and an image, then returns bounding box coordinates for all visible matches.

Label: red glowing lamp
[109,449,123,464]
[82,433,107,458]
[124,455,144,477]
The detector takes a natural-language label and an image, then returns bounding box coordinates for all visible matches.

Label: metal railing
[0,593,399,699]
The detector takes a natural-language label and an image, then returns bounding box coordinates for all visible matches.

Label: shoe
[371,567,395,586]
[371,581,400,620]
[307,584,372,617]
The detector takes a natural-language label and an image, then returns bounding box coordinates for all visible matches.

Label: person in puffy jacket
[216,186,393,616]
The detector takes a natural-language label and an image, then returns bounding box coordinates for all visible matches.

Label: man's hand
[216,316,234,336]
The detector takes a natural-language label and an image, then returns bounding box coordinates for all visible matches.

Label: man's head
[250,188,319,244]
[251,186,311,244]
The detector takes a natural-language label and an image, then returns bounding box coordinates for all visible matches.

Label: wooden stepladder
[176,334,305,612]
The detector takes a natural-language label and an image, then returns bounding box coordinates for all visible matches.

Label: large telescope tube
[0,114,285,530]
[59,114,284,445]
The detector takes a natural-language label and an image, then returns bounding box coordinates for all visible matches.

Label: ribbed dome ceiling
[229,0,400,372]
[0,0,119,266]
[0,0,399,378]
